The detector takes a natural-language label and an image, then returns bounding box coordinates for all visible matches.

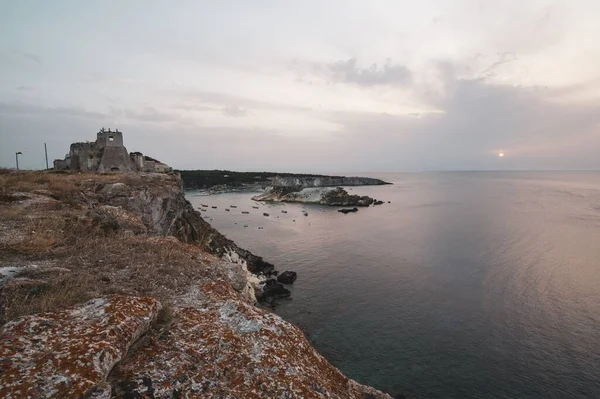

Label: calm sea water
[186,172,600,398]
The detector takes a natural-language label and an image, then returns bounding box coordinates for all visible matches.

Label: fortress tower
[95,128,135,172]
[96,128,124,149]
[53,128,171,173]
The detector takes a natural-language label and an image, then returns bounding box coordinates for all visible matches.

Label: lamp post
[15,152,22,170]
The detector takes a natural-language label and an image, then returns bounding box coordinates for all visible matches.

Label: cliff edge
[0,170,392,398]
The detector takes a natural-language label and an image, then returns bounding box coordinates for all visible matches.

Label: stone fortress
[53,128,172,173]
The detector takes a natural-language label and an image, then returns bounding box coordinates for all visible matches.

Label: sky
[1,0,600,172]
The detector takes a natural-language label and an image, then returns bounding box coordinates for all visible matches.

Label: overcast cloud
[1,0,599,171]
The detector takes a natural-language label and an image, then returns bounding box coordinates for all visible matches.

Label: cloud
[19,52,42,64]
[324,76,600,170]
[116,106,179,123]
[173,89,313,113]
[222,105,247,118]
[0,102,106,119]
[325,58,412,86]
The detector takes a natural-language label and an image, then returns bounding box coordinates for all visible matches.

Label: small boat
[212,206,217,209]
[244,225,248,228]
[242,211,249,214]
[252,206,259,209]
[230,205,237,208]
[225,209,230,212]
[201,204,208,207]
[263,213,270,217]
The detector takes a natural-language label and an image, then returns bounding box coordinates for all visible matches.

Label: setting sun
[498,152,505,157]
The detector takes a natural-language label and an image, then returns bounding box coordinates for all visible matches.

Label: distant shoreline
[178,169,391,192]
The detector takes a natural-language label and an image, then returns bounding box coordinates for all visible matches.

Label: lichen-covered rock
[0,295,161,398]
[112,282,392,399]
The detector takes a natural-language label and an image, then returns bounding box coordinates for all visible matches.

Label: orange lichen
[111,282,391,399]
[0,295,160,398]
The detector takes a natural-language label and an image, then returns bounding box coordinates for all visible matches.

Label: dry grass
[0,170,217,326]
[0,231,216,325]
[0,272,95,324]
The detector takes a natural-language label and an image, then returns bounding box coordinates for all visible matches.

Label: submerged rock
[277,270,298,284]
[338,207,359,214]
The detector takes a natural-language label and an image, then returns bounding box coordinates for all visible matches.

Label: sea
[186,171,600,398]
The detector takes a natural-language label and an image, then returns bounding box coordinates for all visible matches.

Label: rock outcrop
[252,186,376,207]
[0,282,391,398]
[83,173,274,275]
[111,281,390,398]
[277,270,298,284]
[0,295,161,398]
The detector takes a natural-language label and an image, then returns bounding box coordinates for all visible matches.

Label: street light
[15,152,22,170]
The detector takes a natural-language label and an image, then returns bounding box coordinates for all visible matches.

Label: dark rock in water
[281,210,287,213]
[373,200,384,206]
[225,209,230,211]
[303,211,308,216]
[252,206,259,209]
[258,278,291,301]
[230,205,237,208]
[211,206,217,209]
[320,187,375,207]
[277,271,297,284]
[242,211,249,214]
[338,207,359,214]
[201,204,208,207]
[388,201,391,203]
[263,213,269,217]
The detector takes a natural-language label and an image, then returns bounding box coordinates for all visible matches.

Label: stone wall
[97,146,136,173]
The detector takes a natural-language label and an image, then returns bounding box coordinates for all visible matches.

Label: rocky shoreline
[0,170,394,398]
[252,186,383,207]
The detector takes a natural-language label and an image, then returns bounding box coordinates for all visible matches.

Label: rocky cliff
[0,170,393,398]
[269,175,390,188]
[252,186,377,207]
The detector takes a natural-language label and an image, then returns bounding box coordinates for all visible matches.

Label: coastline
[0,170,394,398]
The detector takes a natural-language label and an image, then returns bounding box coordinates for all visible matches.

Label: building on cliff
[53,128,171,173]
